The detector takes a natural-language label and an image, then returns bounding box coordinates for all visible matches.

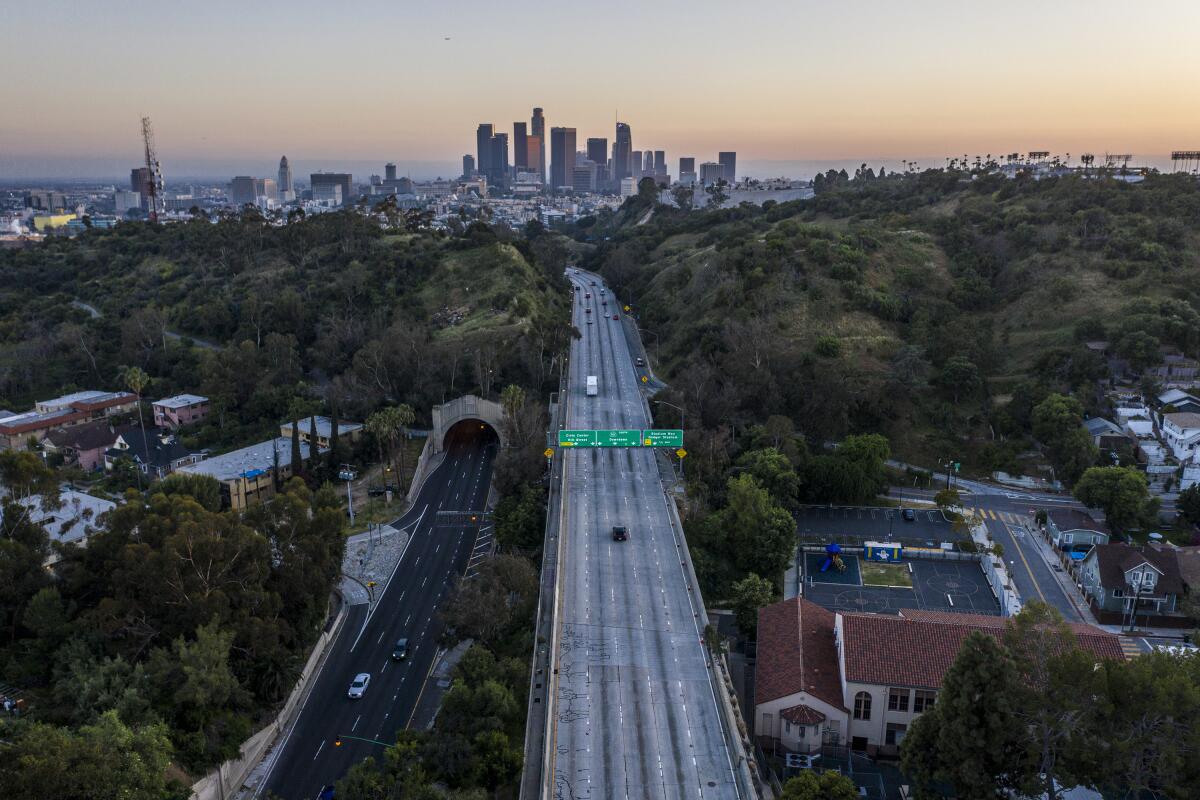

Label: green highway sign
[598,429,642,447]
[642,429,684,448]
[558,429,597,447]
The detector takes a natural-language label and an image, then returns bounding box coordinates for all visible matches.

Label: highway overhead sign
[643,429,684,448]
[597,429,641,447]
[558,429,597,447]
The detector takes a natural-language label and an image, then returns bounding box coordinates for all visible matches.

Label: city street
[261,424,497,799]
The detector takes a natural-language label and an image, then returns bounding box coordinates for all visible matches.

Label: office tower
[679,157,695,175]
[654,150,666,174]
[525,135,543,179]
[614,122,632,179]
[229,176,261,206]
[385,162,397,182]
[550,127,576,191]
[462,154,475,179]
[513,122,528,170]
[130,167,153,209]
[370,174,383,186]
[488,133,509,186]
[631,150,643,179]
[311,173,354,206]
[573,162,598,192]
[262,178,278,203]
[587,138,608,167]
[114,190,142,215]
[699,162,724,185]
[719,151,737,183]
[531,107,546,180]
[278,156,294,202]
[644,151,654,175]
[476,123,494,182]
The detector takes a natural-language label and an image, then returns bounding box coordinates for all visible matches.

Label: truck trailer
[586,375,598,396]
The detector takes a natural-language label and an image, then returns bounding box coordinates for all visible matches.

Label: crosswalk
[965,508,1028,525]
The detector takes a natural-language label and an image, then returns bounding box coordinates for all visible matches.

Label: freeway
[548,272,740,800]
[262,422,497,799]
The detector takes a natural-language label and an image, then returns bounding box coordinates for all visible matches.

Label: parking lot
[802,551,1001,616]
[795,505,961,548]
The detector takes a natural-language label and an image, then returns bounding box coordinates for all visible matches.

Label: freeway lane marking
[351,715,361,732]
[349,504,428,653]
[312,740,325,761]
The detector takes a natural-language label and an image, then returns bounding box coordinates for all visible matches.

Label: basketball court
[802,551,1000,616]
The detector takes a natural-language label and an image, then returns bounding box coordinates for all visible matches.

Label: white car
[347,672,371,699]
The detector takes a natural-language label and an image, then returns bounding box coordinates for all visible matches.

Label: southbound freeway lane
[263,423,497,799]
[549,273,740,800]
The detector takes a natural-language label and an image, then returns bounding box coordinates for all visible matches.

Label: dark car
[635,357,645,367]
[901,508,916,521]
[392,638,409,661]
[612,314,619,320]
[612,526,628,541]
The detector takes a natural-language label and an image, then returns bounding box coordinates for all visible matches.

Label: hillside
[0,213,572,445]
[579,171,1200,493]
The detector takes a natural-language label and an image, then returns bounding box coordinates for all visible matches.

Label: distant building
[462,154,476,178]
[33,214,75,231]
[630,150,642,178]
[105,426,205,480]
[679,157,696,175]
[587,138,608,167]
[115,190,142,215]
[525,135,544,181]
[643,151,654,175]
[230,176,262,207]
[43,419,122,471]
[550,127,577,192]
[152,394,210,429]
[25,190,68,211]
[613,122,632,180]
[131,167,153,208]
[310,173,354,206]
[15,490,115,564]
[476,123,494,183]
[653,150,666,178]
[278,156,295,202]
[619,176,638,197]
[279,416,363,449]
[385,162,397,182]
[513,122,528,171]
[699,161,724,185]
[719,151,737,183]
[531,107,546,180]
[572,162,598,192]
[488,133,510,187]
[0,391,137,451]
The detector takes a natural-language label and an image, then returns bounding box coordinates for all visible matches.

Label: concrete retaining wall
[189,596,349,800]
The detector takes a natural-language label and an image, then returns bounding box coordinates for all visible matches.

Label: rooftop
[36,390,111,411]
[1046,508,1108,535]
[280,416,364,439]
[1087,544,1184,596]
[179,437,316,482]
[755,597,844,710]
[153,393,208,409]
[1163,412,1200,430]
[16,489,116,546]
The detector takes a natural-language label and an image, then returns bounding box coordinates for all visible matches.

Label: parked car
[902,508,916,521]
[347,672,371,699]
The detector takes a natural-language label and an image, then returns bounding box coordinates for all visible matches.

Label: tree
[901,632,1031,799]
[118,364,151,482]
[1032,394,1097,484]
[721,474,796,581]
[934,488,961,509]
[937,355,981,404]
[366,405,414,490]
[671,185,694,211]
[736,448,801,510]
[308,414,321,481]
[705,178,730,208]
[778,770,860,800]
[1178,483,1200,526]
[154,472,222,512]
[1073,466,1155,535]
[729,573,775,638]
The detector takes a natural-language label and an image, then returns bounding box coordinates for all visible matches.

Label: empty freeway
[546,271,743,800]
[261,422,497,799]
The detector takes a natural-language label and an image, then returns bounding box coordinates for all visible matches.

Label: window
[914,690,937,713]
[888,688,909,712]
[1144,572,1157,589]
[1062,533,1073,543]
[1113,588,1123,598]
[885,723,907,746]
[853,691,872,720]
[784,720,791,734]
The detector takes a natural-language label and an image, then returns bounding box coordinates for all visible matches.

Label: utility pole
[339,464,358,525]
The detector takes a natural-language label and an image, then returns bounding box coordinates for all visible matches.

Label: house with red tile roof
[755,597,1124,758]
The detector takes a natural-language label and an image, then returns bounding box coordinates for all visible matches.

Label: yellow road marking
[1008,522,1047,602]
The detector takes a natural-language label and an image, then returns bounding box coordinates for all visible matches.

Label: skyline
[3,0,1199,180]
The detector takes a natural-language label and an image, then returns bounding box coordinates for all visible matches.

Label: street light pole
[338,464,358,525]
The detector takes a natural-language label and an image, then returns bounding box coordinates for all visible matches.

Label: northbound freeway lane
[549,273,740,800]
[263,423,497,799]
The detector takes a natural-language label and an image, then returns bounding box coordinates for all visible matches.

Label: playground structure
[819,543,847,573]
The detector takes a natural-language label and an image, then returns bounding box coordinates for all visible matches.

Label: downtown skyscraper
[613,122,632,181]
[549,126,576,191]
[531,107,546,181]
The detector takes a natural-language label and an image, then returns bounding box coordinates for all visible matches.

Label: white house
[1160,413,1200,465]
[13,489,116,564]
[755,598,1124,758]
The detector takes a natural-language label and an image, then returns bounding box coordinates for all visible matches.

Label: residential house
[1082,417,1127,451]
[1079,544,1185,624]
[13,490,116,565]
[1145,352,1200,387]
[42,420,121,471]
[1045,508,1110,553]
[755,598,1122,758]
[1160,413,1200,465]
[0,390,137,450]
[1158,389,1200,415]
[105,427,204,480]
[152,394,210,429]
[178,437,320,511]
[279,416,364,450]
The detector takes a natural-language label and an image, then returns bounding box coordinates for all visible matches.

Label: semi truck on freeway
[586,375,598,396]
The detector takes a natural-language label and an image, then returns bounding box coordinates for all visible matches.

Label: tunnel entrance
[431,394,507,453]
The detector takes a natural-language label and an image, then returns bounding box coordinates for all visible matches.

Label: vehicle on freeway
[902,508,916,521]
[590,280,595,285]
[586,375,598,396]
[585,307,591,314]
[585,292,591,299]
[612,525,628,541]
[587,319,593,325]
[612,314,619,320]
[635,357,645,367]
[347,673,371,699]
[602,299,607,306]
[392,638,409,661]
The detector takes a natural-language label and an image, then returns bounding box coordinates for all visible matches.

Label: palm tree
[393,404,415,490]
[118,365,150,488]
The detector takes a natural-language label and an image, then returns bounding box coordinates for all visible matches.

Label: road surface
[548,272,740,800]
[262,423,497,799]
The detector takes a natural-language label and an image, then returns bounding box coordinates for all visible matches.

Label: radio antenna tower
[141,116,165,223]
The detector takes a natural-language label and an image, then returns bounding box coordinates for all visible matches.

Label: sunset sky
[3,0,1198,179]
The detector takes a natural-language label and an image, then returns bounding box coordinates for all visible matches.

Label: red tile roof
[780,704,826,725]
[841,610,1124,689]
[755,597,844,710]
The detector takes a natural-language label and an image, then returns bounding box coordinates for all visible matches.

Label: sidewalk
[342,522,411,611]
[409,639,474,730]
